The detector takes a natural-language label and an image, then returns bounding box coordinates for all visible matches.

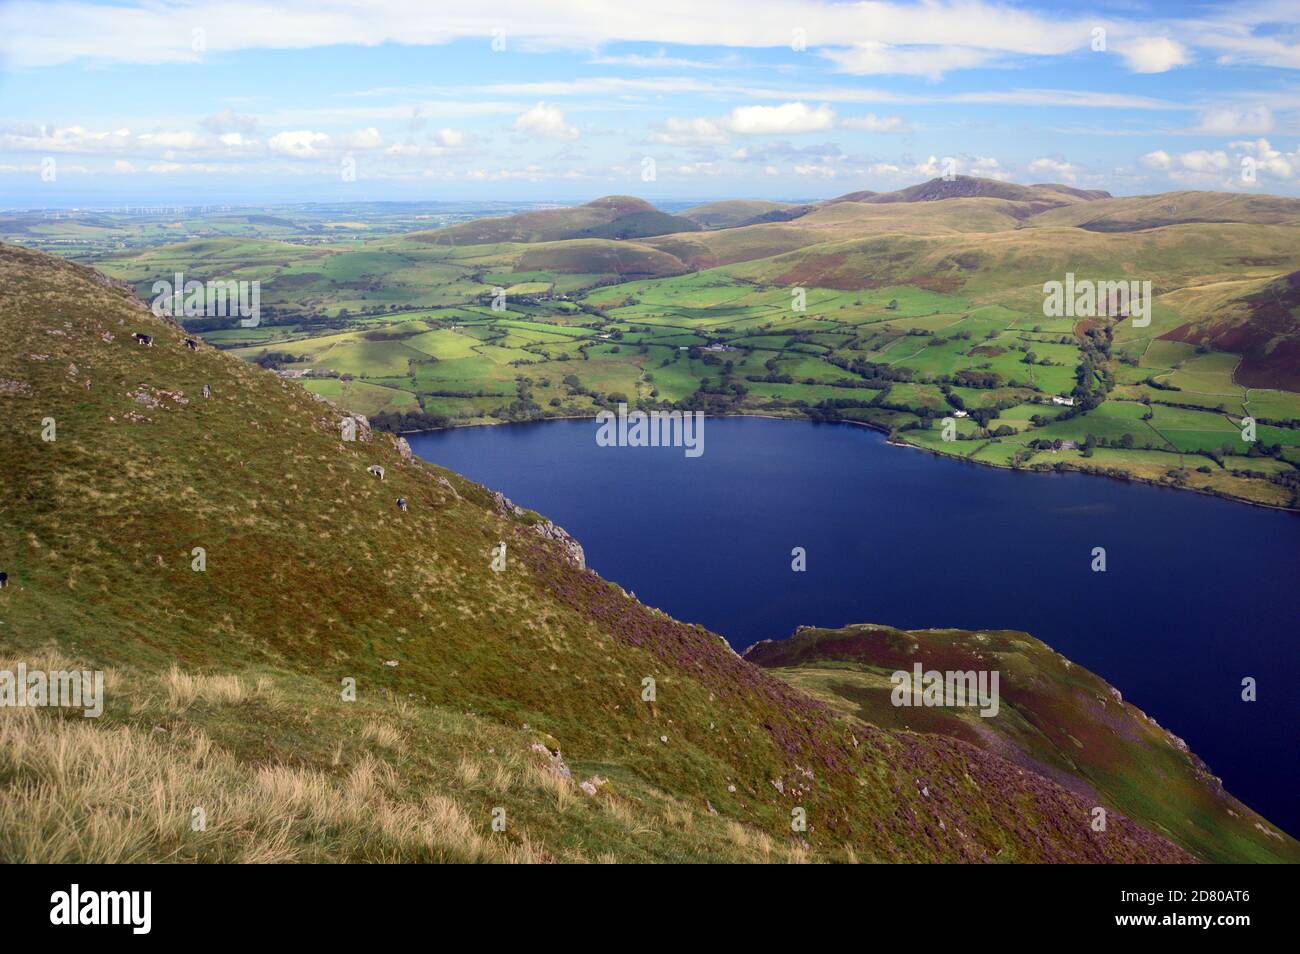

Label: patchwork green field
[40,179,1300,509]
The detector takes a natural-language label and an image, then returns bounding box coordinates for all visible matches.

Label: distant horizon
[4,1,1300,205]
[9,173,1300,214]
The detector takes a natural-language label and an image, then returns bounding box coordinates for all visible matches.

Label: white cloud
[337,127,383,150]
[1029,157,1075,182]
[512,102,578,140]
[648,117,729,145]
[268,130,331,157]
[0,0,1107,71]
[726,102,835,135]
[969,156,1009,181]
[824,42,998,79]
[1118,37,1192,74]
[840,113,906,132]
[1139,142,1296,184]
[793,163,837,177]
[1230,138,1295,179]
[1197,106,1274,135]
[1177,149,1230,172]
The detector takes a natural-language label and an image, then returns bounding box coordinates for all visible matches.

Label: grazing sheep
[132,333,153,347]
[396,497,408,512]
[201,384,211,399]
[184,337,199,350]
[367,465,385,480]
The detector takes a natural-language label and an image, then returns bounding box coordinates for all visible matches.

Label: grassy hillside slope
[680,200,798,230]
[745,625,1298,864]
[0,243,1222,862]
[409,196,699,245]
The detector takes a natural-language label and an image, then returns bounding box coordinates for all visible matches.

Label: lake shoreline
[392,409,1300,514]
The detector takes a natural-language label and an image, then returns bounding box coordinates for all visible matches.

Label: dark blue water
[410,416,1300,835]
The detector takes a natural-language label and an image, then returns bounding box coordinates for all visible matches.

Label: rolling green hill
[0,241,1264,863]
[51,178,1300,509]
[1024,191,1300,232]
[409,196,699,245]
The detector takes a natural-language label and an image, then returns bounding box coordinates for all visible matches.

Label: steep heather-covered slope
[0,243,1194,862]
[745,625,1298,864]
[408,196,699,245]
[1160,270,1300,392]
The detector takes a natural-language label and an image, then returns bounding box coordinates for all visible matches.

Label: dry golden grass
[0,653,830,864]
[455,756,481,787]
[359,720,404,751]
[0,706,541,863]
[163,666,250,711]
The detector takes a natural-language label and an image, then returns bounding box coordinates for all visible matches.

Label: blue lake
[410,416,1300,835]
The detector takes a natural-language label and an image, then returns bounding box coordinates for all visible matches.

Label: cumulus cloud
[1138,142,1298,185]
[512,102,578,140]
[1230,138,1295,179]
[1118,37,1192,73]
[1029,157,1075,182]
[1178,149,1230,172]
[725,102,835,135]
[968,156,1009,181]
[0,122,265,158]
[268,130,332,158]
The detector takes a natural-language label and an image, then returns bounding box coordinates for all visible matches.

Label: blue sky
[1,0,1299,206]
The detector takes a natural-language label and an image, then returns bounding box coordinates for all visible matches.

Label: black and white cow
[184,337,199,351]
[0,571,8,589]
[396,497,408,512]
[132,333,154,347]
